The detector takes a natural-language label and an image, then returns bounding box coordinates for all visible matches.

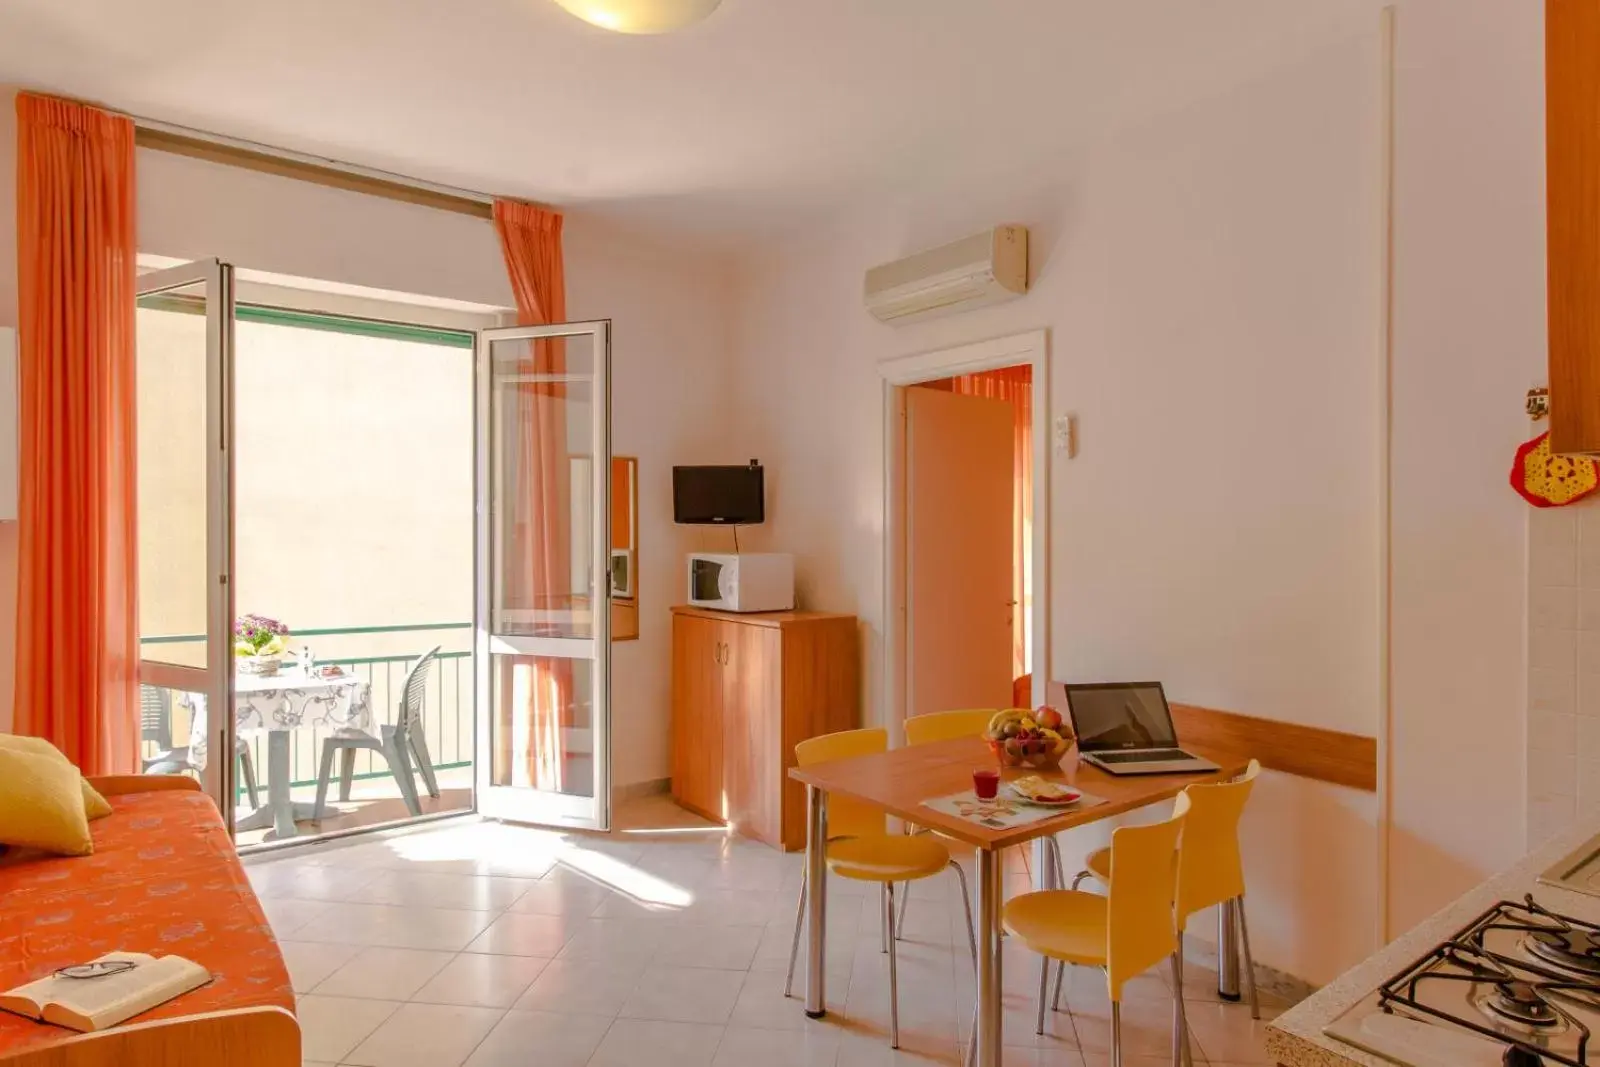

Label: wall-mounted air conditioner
[864,225,1028,325]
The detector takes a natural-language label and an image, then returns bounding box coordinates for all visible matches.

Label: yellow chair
[1067,759,1263,1020]
[902,708,996,746]
[1004,803,1191,1067]
[783,727,977,1050]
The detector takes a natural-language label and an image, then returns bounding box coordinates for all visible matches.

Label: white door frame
[878,329,1050,740]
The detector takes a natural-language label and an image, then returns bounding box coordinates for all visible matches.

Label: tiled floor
[247,797,1288,1067]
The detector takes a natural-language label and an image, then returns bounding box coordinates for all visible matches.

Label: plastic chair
[1004,802,1191,1067]
[1067,758,1263,1024]
[783,727,978,1052]
[140,685,261,809]
[903,708,996,746]
[312,647,442,819]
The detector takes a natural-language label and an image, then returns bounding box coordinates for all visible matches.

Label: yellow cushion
[0,735,112,819]
[1003,889,1109,968]
[0,747,94,856]
[825,834,951,882]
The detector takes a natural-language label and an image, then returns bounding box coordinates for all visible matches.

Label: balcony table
[184,667,374,839]
[788,735,1250,1067]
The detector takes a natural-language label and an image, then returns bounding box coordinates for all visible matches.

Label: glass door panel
[135,261,236,825]
[476,321,611,829]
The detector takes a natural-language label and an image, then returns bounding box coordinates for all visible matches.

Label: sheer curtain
[944,366,1032,679]
[492,200,571,791]
[13,92,140,774]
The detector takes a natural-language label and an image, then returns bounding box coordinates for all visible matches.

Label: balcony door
[134,259,238,826]
[475,321,613,830]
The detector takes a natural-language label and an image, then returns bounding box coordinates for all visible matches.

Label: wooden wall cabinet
[671,606,858,850]
[1548,0,1600,453]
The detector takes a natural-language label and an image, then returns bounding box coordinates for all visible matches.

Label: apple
[1035,706,1063,731]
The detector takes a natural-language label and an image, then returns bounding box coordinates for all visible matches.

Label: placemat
[921,787,1107,830]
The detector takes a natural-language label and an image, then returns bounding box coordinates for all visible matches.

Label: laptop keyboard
[1092,749,1193,764]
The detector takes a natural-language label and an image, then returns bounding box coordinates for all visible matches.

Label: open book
[0,952,210,1032]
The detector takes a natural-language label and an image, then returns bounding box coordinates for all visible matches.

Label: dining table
[185,667,374,839]
[789,735,1251,1067]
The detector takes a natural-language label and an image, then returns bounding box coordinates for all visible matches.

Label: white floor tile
[714,1024,843,1067]
[463,911,574,956]
[554,917,666,965]
[657,923,764,970]
[412,951,550,1008]
[312,946,456,1000]
[513,957,649,1017]
[293,901,495,951]
[351,869,539,911]
[617,964,746,1024]
[463,1008,612,1067]
[727,969,847,1030]
[342,1001,506,1067]
[1183,1000,1280,1065]
[294,994,403,1063]
[505,872,616,916]
[259,896,332,938]
[278,940,364,993]
[249,860,378,902]
[588,1017,727,1067]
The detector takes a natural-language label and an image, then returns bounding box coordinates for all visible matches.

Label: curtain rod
[131,116,516,221]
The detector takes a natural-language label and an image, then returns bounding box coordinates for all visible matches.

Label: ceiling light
[550,0,722,34]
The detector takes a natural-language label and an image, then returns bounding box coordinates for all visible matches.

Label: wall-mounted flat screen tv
[673,464,764,525]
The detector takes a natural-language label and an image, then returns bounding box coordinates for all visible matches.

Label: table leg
[976,848,1004,1067]
[234,732,315,839]
[1217,896,1241,1000]
[804,784,829,1018]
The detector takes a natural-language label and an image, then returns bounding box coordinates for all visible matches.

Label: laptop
[1061,681,1218,776]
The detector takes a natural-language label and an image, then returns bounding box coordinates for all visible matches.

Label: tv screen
[673,465,764,525]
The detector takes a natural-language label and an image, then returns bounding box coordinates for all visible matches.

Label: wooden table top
[788,736,1251,851]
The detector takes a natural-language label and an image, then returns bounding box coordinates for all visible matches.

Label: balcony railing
[139,622,474,796]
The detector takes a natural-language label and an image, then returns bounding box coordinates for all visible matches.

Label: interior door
[475,320,613,829]
[671,613,723,819]
[134,260,237,826]
[905,387,1014,718]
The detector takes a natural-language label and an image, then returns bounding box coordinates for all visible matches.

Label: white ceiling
[0,0,1376,244]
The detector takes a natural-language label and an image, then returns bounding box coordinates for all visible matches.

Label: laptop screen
[1064,682,1177,752]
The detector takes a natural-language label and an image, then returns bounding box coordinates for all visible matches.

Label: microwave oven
[686,553,795,613]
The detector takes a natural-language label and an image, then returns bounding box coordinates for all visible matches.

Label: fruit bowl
[984,707,1071,770]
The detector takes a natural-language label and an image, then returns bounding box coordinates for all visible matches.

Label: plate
[1006,783,1082,807]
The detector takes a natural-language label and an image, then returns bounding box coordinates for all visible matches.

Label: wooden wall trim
[1168,703,1377,792]
[134,127,497,220]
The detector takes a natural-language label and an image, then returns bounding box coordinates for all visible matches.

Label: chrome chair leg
[949,858,979,972]
[880,884,890,954]
[1110,999,1124,1067]
[1171,945,1194,1067]
[1070,870,1090,890]
[1237,896,1262,1020]
[896,878,911,939]
[784,868,808,998]
[886,882,901,1049]
[1036,953,1050,1035]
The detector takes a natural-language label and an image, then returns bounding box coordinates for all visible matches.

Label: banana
[986,709,1025,735]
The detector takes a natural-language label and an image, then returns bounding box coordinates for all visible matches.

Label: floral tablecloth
[185,669,374,769]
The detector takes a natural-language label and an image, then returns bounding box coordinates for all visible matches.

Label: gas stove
[1326,896,1600,1066]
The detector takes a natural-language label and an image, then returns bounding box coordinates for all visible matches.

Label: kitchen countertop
[1266,820,1600,1066]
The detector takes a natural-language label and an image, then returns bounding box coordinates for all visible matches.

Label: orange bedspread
[0,788,293,1056]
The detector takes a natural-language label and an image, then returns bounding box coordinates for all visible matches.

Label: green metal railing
[139,622,475,794]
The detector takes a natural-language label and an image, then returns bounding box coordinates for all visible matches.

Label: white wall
[1384,0,1546,933]
[728,32,1385,985]
[0,102,737,786]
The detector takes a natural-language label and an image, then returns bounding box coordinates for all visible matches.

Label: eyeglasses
[54,961,138,980]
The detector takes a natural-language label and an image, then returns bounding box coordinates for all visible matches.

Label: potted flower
[235,614,290,676]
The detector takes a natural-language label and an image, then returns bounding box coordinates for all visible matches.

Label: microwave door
[691,559,723,602]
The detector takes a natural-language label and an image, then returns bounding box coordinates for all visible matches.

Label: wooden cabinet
[1548,0,1600,453]
[671,606,858,850]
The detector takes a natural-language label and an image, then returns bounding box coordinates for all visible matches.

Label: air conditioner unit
[864,225,1028,324]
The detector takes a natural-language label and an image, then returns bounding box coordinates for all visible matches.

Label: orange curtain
[946,366,1032,679]
[492,200,571,791]
[12,93,139,775]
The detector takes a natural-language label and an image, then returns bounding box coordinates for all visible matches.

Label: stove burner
[1530,929,1600,978]
[1484,980,1562,1027]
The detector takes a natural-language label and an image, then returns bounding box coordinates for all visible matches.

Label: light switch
[1054,414,1075,457]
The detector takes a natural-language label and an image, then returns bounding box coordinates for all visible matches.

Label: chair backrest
[396,646,442,737]
[904,709,995,746]
[1174,758,1260,925]
[140,686,172,749]
[793,727,888,840]
[1105,803,1186,1001]
[1012,673,1032,708]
